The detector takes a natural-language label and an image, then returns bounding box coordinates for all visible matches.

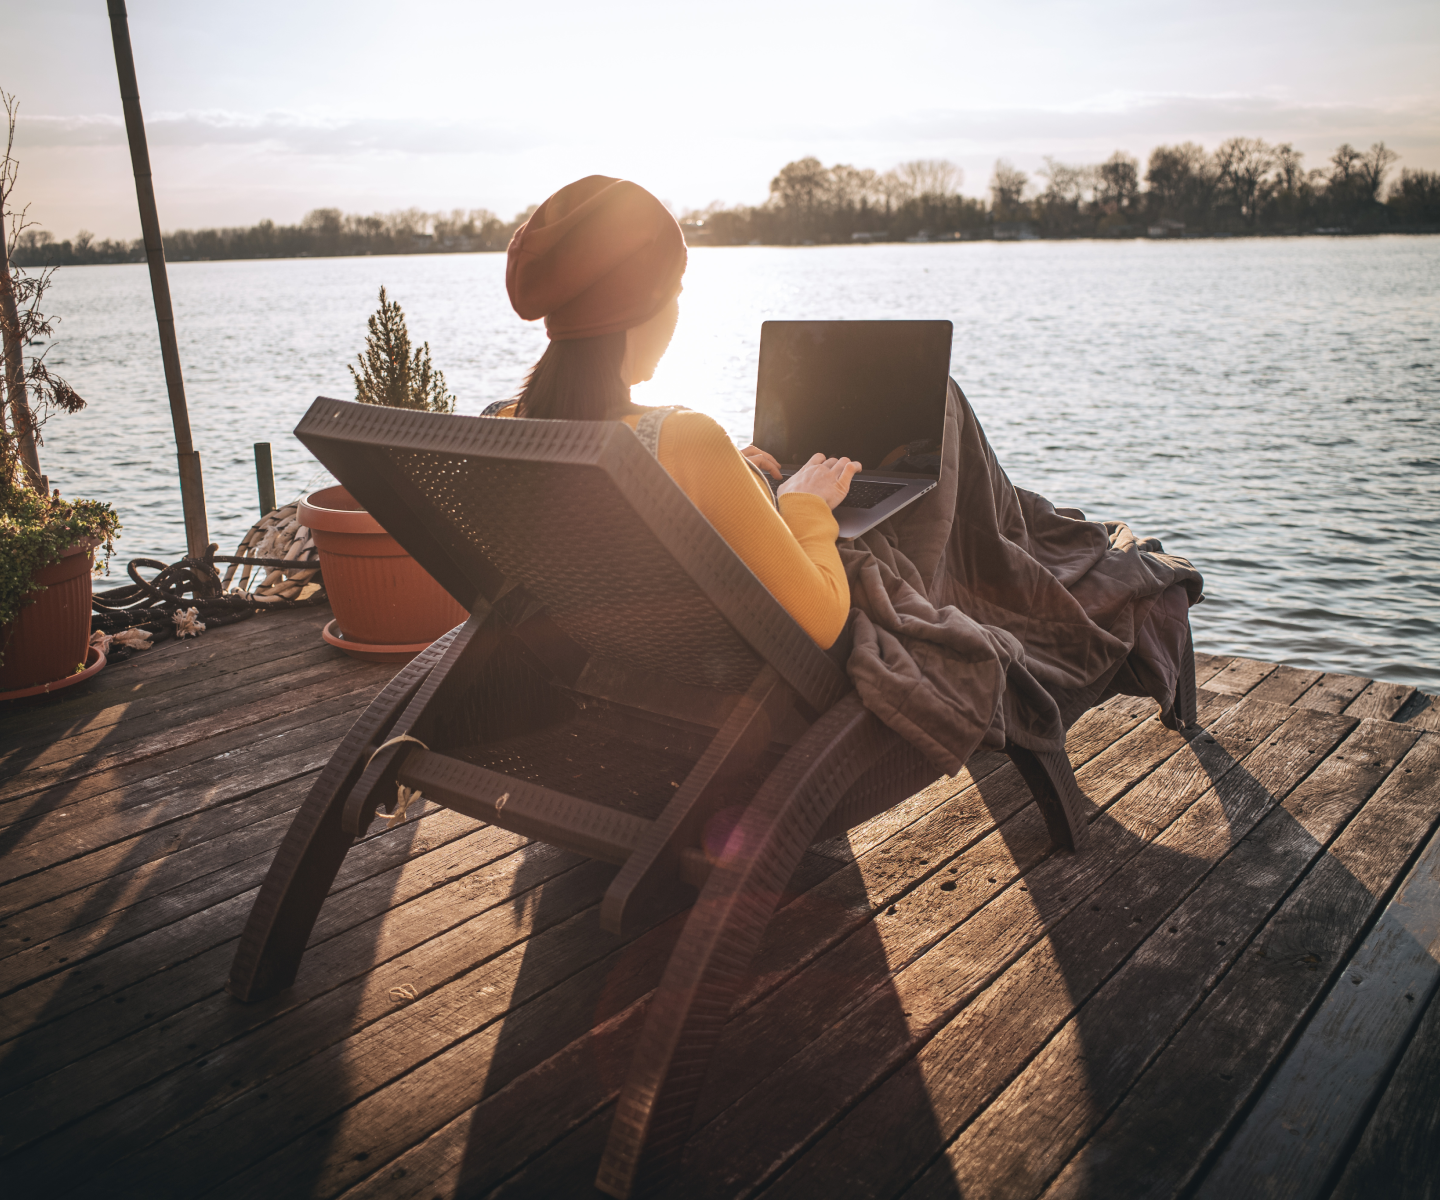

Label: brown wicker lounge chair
[228,397,1196,1197]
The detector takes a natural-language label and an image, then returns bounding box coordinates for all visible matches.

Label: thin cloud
[16,111,536,155]
[819,93,1440,147]
[16,92,1438,161]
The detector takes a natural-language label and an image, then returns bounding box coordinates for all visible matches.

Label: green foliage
[348,286,456,414]
[0,484,119,656]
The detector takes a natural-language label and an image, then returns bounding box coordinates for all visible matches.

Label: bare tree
[1214,137,1275,223]
[893,159,963,200]
[989,160,1029,215]
[1328,144,1363,187]
[1356,142,1400,203]
[829,164,884,211]
[769,157,833,239]
[0,89,85,492]
[1038,157,1097,205]
[1096,151,1140,212]
[1271,144,1306,194]
[1145,142,1213,218]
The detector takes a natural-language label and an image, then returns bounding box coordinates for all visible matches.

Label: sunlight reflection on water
[36,236,1440,687]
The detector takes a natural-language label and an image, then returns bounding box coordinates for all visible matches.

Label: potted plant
[0,89,120,698]
[303,286,466,662]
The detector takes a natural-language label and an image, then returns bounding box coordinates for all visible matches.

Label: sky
[4,0,1438,240]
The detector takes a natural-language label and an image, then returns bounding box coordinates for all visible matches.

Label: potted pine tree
[302,286,467,662]
[0,90,120,698]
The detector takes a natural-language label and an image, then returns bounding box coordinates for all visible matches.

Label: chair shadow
[0,721,419,1197]
[410,697,1420,1199]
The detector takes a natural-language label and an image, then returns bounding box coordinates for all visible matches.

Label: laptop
[751,320,953,539]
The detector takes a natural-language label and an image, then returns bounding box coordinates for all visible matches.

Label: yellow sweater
[496,403,850,647]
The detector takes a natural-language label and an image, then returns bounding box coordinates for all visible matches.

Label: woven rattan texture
[388,448,764,692]
[294,400,851,709]
[453,717,694,823]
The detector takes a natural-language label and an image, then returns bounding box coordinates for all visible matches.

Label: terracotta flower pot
[299,485,467,662]
[0,541,99,693]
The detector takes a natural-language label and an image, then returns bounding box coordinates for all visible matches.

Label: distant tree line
[9,138,1438,267]
[9,205,535,267]
[687,140,1438,244]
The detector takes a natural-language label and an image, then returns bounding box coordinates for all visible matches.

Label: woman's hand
[777,452,862,511]
[741,444,783,480]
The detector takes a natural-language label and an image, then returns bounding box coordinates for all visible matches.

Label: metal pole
[253,442,276,516]
[107,0,210,558]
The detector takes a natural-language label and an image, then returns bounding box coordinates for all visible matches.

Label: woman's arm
[660,414,851,648]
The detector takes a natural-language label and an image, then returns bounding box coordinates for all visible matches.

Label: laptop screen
[753,320,952,475]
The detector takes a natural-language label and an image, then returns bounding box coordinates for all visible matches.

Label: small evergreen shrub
[348,286,456,413]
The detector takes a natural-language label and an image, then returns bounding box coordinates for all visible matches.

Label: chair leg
[596,695,892,1199]
[1005,741,1088,852]
[226,628,459,1002]
[600,666,787,936]
[1152,628,1198,731]
[340,589,529,836]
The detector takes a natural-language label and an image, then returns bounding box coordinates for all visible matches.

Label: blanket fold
[842,380,1203,774]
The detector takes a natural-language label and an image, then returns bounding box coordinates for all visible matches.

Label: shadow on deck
[1,606,1437,1198]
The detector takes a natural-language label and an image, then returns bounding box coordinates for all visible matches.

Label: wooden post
[253,442,276,517]
[107,0,210,558]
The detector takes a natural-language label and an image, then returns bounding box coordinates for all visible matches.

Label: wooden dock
[2,606,1438,1199]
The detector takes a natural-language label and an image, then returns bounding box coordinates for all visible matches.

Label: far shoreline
[27,227,1439,271]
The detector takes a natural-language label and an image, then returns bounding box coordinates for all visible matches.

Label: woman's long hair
[514,331,633,420]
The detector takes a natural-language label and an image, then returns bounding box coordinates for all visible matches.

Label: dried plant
[1,88,88,497]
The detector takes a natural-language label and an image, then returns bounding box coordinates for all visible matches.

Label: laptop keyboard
[768,473,906,510]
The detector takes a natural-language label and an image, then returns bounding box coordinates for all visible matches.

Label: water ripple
[35,235,1440,688]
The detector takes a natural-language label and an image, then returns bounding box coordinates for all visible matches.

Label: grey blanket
[842,380,1204,774]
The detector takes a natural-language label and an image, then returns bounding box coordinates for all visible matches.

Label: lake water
[33,237,1440,688]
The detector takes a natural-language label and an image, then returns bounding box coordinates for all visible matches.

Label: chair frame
[227,398,1194,1197]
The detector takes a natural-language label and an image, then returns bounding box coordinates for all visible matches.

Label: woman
[496,175,1203,778]
[496,175,858,649]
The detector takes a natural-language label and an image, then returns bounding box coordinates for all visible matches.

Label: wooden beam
[1197,756,1440,1200]
[106,0,209,557]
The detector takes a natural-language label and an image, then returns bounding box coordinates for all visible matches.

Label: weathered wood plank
[943,718,1421,1200]
[758,704,1354,1200]
[0,842,608,1179]
[1,610,336,746]
[0,761,323,922]
[0,627,355,768]
[84,697,1179,1198]
[1203,657,1279,697]
[33,860,679,1198]
[0,674,383,843]
[662,700,1294,1199]
[0,640,346,781]
[1195,777,1440,1200]
[0,801,476,984]
[0,704,367,887]
[1039,728,1440,1200]
[1344,679,1417,722]
[814,693,1157,865]
[1246,664,1324,706]
[1192,653,1230,687]
[1331,973,1440,1200]
[1294,670,1371,713]
[809,750,1006,862]
[461,696,1296,1200]
[0,653,386,804]
[0,817,536,1097]
[184,693,1197,1199]
[1400,691,1440,734]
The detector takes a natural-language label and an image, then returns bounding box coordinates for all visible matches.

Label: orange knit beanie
[505,176,686,340]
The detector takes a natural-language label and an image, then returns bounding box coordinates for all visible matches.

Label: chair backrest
[295,398,850,711]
